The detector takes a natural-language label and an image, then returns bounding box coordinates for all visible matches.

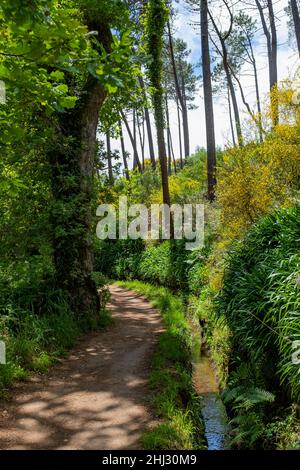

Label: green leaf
[58,95,78,109]
[50,70,65,81]
[55,84,68,94]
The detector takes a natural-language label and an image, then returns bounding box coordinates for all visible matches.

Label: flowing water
[192,356,230,450]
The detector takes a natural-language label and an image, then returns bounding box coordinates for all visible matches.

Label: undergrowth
[0,274,111,398]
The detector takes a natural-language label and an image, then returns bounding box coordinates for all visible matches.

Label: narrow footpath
[0,285,163,450]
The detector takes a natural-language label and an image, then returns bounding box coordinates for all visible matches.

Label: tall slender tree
[255,0,278,126]
[201,0,217,201]
[290,0,300,58]
[106,131,113,183]
[139,76,157,168]
[209,1,244,146]
[167,21,190,159]
[118,120,130,180]
[146,0,171,210]
[121,111,142,172]
[176,97,184,168]
[227,86,236,146]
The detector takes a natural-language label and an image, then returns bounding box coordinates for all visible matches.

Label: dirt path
[0,285,163,450]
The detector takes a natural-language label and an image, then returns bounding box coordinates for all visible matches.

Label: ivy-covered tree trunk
[50,23,112,322]
[146,0,171,210]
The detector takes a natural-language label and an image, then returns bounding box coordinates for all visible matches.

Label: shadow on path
[0,285,163,450]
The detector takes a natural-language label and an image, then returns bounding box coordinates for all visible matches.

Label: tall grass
[218,206,300,400]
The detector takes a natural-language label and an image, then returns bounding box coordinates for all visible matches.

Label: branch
[222,0,234,40]
[255,0,271,50]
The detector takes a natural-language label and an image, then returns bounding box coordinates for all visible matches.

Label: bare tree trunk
[176,97,184,168]
[268,0,278,125]
[254,63,263,142]
[165,95,172,175]
[167,21,190,159]
[106,131,113,183]
[201,0,217,202]
[169,128,177,174]
[224,55,243,146]
[228,86,236,147]
[247,35,263,142]
[255,0,278,126]
[138,76,156,168]
[137,111,145,170]
[121,111,142,172]
[167,133,172,175]
[291,0,300,58]
[132,109,139,170]
[209,8,243,146]
[181,73,190,160]
[119,119,130,180]
[229,64,263,142]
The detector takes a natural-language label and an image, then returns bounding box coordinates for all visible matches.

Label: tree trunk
[167,21,190,159]
[224,54,243,146]
[153,87,171,207]
[228,86,236,147]
[119,120,130,180]
[209,8,243,146]
[248,36,263,142]
[176,97,184,168]
[201,0,217,202]
[291,0,300,58]
[165,95,172,175]
[181,73,190,160]
[169,128,177,174]
[229,64,263,142]
[255,0,278,126]
[147,0,172,238]
[121,111,142,172]
[268,0,278,125]
[138,76,156,168]
[106,131,113,183]
[50,74,107,321]
[132,109,139,170]
[137,111,145,170]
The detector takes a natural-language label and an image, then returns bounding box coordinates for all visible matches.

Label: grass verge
[116,280,206,450]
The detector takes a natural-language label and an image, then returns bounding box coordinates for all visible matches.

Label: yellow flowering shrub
[150,173,201,205]
[217,124,300,240]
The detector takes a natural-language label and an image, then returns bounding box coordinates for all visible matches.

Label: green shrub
[94,238,145,279]
[218,205,300,400]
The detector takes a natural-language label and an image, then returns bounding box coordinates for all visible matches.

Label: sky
[108,0,299,168]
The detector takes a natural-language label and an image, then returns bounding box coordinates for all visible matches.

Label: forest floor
[0,285,163,450]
